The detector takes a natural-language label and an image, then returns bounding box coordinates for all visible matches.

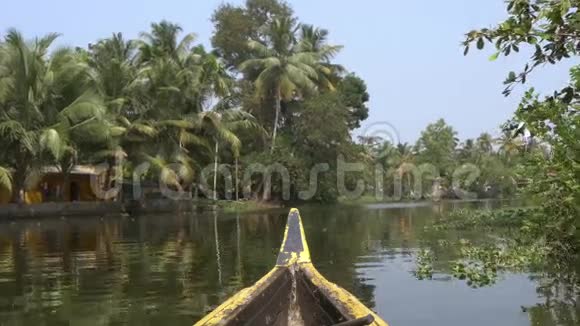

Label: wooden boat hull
[195,208,388,326]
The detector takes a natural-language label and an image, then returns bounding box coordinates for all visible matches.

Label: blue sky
[0,0,574,143]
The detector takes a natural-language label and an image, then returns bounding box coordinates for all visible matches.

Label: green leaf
[561,0,571,16]
[477,38,485,50]
[464,46,470,56]
[507,1,514,12]
[489,52,499,61]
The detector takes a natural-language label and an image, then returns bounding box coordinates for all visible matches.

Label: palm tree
[239,17,320,153]
[497,130,524,162]
[132,21,205,118]
[191,109,263,200]
[476,132,494,155]
[219,110,265,200]
[0,29,107,201]
[196,48,232,107]
[89,33,137,114]
[396,143,415,165]
[458,139,476,162]
[298,24,344,91]
[137,20,197,64]
[394,143,416,198]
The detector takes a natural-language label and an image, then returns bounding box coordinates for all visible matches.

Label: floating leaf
[489,52,500,61]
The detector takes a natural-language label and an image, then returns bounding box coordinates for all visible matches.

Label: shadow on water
[0,201,576,325]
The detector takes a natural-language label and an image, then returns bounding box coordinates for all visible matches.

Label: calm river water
[0,201,575,325]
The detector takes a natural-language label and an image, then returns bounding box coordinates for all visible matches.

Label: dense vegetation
[0,0,551,204]
[415,1,579,320]
[0,0,367,203]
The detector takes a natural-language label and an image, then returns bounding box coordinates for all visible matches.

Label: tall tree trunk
[270,89,281,154]
[11,154,27,204]
[63,171,71,202]
[235,156,239,201]
[262,176,271,201]
[213,141,219,201]
[11,170,25,204]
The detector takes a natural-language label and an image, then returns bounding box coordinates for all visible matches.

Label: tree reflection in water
[0,202,575,326]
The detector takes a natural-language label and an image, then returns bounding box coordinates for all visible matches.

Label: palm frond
[0,120,34,152]
[0,166,12,194]
[59,91,106,124]
[176,32,197,57]
[35,32,61,54]
[131,122,158,137]
[179,130,211,150]
[91,147,127,160]
[254,65,281,96]
[158,119,194,129]
[286,65,318,95]
[39,128,64,160]
[247,41,274,58]
[4,28,26,49]
[110,126,127,137]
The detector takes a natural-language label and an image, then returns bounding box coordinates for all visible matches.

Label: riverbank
[204,199,283,213]
[0,196,521,220]
[0,198,283,219]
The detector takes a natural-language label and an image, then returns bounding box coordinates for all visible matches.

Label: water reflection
[0,202,575,326]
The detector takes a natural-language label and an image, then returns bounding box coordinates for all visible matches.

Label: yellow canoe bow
[194,208,389,326]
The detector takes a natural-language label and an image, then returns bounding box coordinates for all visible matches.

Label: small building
[0,165,110,204]
[39,165,110,202]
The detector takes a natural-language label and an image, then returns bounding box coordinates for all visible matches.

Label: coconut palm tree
[190,109,263,200]
[298,24,344,91]
[458,139,477,162]
[394,143,416,198]
[0,29,108,201]
[196,48,232,109]
[476,132,494,155]
[89,33,138,115]
[137,20,197,64]
[497,130,524,162]
[239,17,320,153]
[132,21,205,118]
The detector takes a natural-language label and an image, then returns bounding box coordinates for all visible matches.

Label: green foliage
[463,0,580,96]
[414,249,434,280]
[295,93,351,156]
[337,74,370,129]
[238,14,343,153]
[0,166,12,193]
[459,0,580,290]
[419,208,550,287]
[415,119,458,177]
[451,242,546,288]
[211,0,293,68]
[430,208,534,231]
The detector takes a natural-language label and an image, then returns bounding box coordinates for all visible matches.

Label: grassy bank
[338,195,396,205]
[194,199,282,213]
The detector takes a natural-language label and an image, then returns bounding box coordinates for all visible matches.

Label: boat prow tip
[276,208,311,266]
